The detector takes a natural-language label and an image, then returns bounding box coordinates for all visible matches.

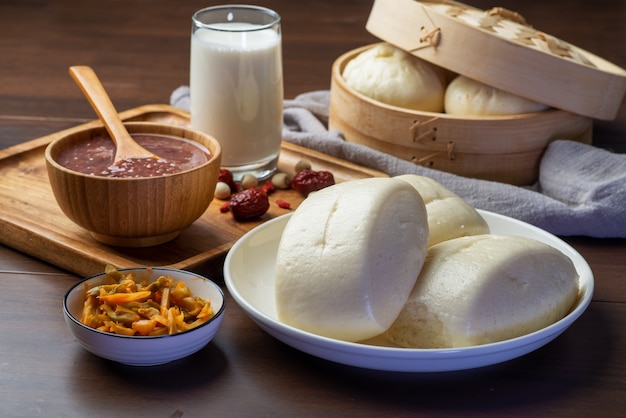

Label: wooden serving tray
[0,104,385,278]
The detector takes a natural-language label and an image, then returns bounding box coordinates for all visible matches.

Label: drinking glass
[190,5,283,180]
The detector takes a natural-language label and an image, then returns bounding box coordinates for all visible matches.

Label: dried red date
[290,169,335,197]
[218,169,238,193]
[229,188,270,220]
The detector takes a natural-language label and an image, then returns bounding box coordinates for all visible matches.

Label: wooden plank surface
[1,2,626,417]
[0,104,386,278]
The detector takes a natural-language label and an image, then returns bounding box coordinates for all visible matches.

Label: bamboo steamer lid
[365,0,626,120]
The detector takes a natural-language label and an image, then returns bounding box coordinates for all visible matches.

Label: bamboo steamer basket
[329,0,626,185]
[330,44,593,185]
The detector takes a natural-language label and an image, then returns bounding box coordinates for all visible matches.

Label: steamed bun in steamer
[275,178,429,342]
[445,75,550,116]
[342,43,446,112]
[384,234,579,348]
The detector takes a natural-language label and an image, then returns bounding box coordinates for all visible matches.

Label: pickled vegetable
[80,265,215,336]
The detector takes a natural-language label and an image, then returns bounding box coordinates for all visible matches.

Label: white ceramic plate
[224,210,594,372]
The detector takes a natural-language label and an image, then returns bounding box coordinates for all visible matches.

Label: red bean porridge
[55,134,211,178]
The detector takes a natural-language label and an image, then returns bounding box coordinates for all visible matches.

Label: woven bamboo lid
[365,0,626,120]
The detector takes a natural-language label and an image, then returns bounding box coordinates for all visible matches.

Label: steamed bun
[342,43,446,112]
[394,174,489,247]
[275,177,429,342]
[445,75,549,116]
[384,234,579,348]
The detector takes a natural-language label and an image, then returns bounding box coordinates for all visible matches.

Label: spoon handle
[69,65,155,161]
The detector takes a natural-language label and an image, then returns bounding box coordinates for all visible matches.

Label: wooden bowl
[329,44,593,185]
[45,122,222,247]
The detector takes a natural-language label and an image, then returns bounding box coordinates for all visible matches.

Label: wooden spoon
[69,65,159,164]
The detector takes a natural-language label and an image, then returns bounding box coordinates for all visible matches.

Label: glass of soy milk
[191,5,283,181]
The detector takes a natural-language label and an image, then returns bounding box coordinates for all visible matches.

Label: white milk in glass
[190,22,283,179]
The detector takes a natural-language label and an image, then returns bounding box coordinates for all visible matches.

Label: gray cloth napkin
[171,86,626,238]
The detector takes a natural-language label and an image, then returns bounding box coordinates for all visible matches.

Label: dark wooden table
[1,1,625,416]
